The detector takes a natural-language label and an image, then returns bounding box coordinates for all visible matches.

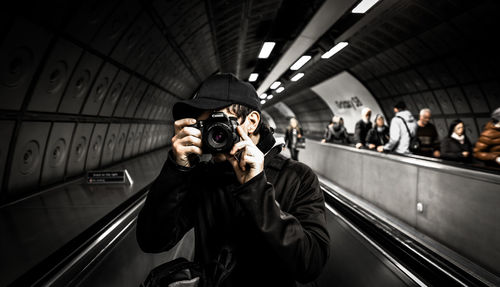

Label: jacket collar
[256,127,276,154]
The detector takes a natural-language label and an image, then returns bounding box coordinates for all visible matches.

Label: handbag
[142,257,204,287]
[296,137,306,149]
[397,116,420,153]
[142,246,235,287]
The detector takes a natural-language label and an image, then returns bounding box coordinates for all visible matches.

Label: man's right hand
[172,118,203,167]
[496,156,500,165]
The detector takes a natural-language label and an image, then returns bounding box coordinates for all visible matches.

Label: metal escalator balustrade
[320,181,494,286]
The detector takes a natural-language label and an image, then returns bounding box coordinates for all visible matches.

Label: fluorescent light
[267,94,274,100]
[352,0,380,14]
[276,87,284,93]
[270,81,281,89]
[248,73,258,82]
[321,42,349,59]
[290,55,312,70]
[291,73,304,82]
[260,99,266,104]
[258,42,276,59]
[259,93,267,99]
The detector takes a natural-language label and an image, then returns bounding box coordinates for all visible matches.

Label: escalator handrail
[320,181,494,287]
[10,185,151,286]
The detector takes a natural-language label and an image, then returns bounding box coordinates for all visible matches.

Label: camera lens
[212,130,226,143]
[206,124,233,152]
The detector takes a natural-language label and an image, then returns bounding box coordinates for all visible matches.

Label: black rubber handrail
[321,183,490,287]
[9,184,152,287]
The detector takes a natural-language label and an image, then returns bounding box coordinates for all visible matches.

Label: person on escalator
[440,119,472,162]
[354,107,372,149]
[377,101,417,154]
[284,117,303,161]
[414,108,441,158]
[365,114,389,150]
[321,116,350,145]
[474,107,500,166]
[136,73,330,287]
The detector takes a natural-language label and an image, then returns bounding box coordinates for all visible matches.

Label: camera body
[190,112,240,154]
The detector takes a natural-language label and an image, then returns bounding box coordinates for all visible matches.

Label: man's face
[420,111,431,125]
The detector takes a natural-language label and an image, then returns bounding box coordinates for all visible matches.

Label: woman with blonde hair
[285,117,303,161]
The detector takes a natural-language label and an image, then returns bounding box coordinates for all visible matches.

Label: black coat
[365,126,390,146]
[136,133,329,286]
[354,120,372,145]
[440,136,472,162]
[285,127,303,149]
[323,125,349,144]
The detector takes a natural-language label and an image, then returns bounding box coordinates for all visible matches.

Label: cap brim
[172,97,232,120]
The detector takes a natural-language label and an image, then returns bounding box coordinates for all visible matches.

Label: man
[415,108,440,157]
[321,116,349,144]
[474,107,500,166]
[377,101,417,154]
[136,73,329,286]
[354,107,372,149]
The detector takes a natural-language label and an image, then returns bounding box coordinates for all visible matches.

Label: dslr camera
[190,112,240,154]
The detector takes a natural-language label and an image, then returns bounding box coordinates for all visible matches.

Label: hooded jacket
[136,129,330,287]
[323,124,349,144]
[474,121,500,163]
[383,110,418,154]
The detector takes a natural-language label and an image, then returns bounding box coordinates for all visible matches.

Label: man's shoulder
[271,154,315,178]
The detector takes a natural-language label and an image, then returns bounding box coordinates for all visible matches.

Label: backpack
[397,116,421,153]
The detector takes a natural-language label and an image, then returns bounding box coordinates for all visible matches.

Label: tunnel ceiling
[2,0,500,201]
[264,0,500,141]
[0,0,325,201]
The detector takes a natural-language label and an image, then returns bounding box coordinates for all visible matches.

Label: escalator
[10,178,496,286]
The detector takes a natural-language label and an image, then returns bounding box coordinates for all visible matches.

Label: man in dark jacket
[354,107,372,149]
[136,74,330,287]
[415,108,440,157]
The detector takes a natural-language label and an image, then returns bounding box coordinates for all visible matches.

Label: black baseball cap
[173,73,261,120]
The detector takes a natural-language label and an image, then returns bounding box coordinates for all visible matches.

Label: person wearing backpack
[136,74,330,287]
[377,101,418,154]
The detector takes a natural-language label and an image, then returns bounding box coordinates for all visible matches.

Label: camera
[190,112,240,154]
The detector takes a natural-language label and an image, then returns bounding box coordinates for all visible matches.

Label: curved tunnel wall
[311,71,384,133]
[267,1,500,145]
[0,1,224,202]
[265,90,334,139]
[347,2,500,143]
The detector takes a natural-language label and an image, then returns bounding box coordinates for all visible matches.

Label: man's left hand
[228,126,264,184]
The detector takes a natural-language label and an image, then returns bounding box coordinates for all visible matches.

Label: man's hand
[376,146,384,153]
[356,143,363,149]
[462,151,469,158]
[433,150,441,158]
[496,156,500,165]
[228,126,264,184]
[172,118,202,167]
[321,139,326,143]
